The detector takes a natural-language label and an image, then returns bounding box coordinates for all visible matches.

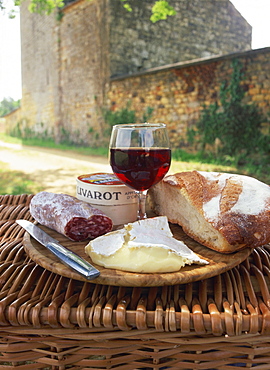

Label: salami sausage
[29,191,113,241]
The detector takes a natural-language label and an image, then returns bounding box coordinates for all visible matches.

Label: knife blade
[16,219,100,280]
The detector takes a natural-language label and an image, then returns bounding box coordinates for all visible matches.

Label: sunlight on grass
[0,133,109,157]
[0,133,269,186]
[0,162,42,195]
[169,160,238,175]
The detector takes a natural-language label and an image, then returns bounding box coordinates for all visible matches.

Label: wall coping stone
[110,46,270,81]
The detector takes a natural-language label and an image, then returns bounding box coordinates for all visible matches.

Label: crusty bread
[148,171,270,253]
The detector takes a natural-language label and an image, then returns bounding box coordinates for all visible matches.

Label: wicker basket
[0,194,270,369]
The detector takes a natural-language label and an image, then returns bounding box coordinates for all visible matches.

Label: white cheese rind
[85,216,208,273]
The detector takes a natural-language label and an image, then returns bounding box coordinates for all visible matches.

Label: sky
[0,0,270,101]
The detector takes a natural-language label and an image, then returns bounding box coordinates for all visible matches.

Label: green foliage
[15,0,65,15]
[103,104,136,128]
[119,0,176,22]
[7,120,22,138]
[102,103,154,136]
[4,0,176,22]
[0,97,20,116]
[120,0,132,12]
[150,0,176,23]
[192,59,268,157]
[142,106,154,122]
[7,119,51,140]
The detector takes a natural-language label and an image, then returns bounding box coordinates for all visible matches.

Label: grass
[172,148,270,184]
[0,133,269,195]
[0,133,109,157]
[0,162,42,195]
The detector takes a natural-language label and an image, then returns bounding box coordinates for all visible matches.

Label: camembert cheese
[85,216,208,273]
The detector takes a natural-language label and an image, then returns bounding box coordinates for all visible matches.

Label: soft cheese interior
[85,216,208,273]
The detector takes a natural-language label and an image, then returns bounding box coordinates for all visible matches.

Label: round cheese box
[76,173,138,226]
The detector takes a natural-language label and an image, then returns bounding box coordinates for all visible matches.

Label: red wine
[110,148,171,191]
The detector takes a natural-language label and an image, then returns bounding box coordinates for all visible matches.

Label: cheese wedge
[85,216,208,273]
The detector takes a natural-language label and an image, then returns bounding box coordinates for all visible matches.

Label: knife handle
[46,242,100,280]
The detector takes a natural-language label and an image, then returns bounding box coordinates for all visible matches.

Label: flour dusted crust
[30,191,113,241]
[148,171,270,253]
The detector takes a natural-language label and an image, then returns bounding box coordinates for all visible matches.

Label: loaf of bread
[148,171,270,253]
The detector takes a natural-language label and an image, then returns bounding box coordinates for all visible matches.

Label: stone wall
[5,0,254,146]
[20,1,59,138]
[2,108,21,133]
[17,0,110,144]
[107,48,270,148]
[56,0,110,144]
[109,0,251,76]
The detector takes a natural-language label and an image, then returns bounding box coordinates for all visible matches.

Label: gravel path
[0,141,111,196]
[0,140,235,196]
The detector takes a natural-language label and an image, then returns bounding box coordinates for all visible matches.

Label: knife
[16,219,100,280]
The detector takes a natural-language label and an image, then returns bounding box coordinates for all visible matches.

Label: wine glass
[109,123,171,220]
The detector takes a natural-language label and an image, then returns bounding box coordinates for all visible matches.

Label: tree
[1,0,176,22]
[0,97,20,117]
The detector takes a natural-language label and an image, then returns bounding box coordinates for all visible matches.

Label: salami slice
[29,191,113,241]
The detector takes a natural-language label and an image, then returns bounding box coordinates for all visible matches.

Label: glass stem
[137,190,148,220]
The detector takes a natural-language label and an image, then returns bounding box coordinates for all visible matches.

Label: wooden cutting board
[22,222,252,287]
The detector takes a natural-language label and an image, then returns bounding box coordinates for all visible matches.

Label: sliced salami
[29,191,113,241]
